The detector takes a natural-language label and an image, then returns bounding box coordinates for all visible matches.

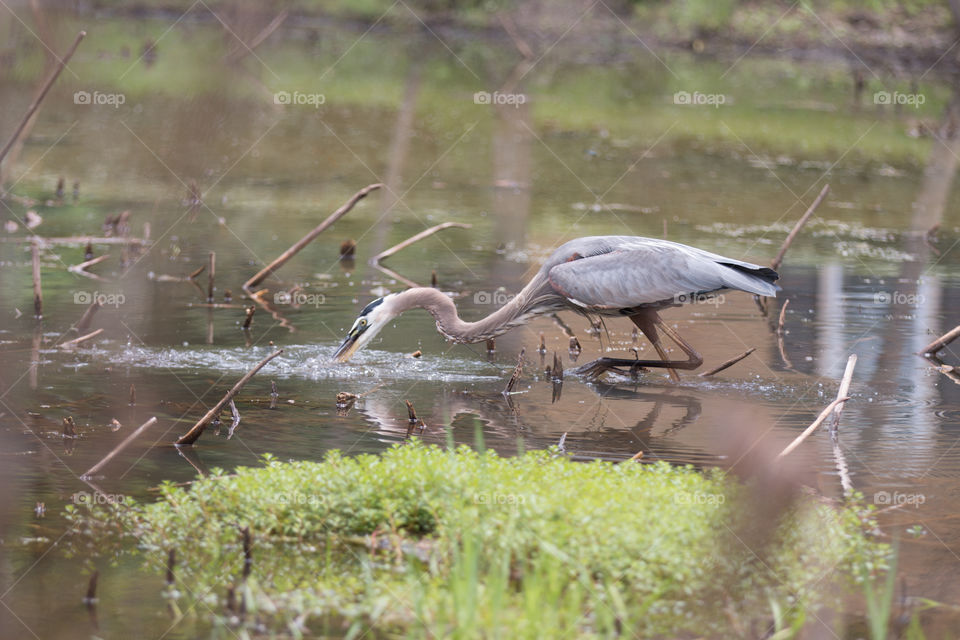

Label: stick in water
[31,241,42,318]
[369,222,472,265]
[698,347,756,377]
[829,354,857,434]
[175,349,284,445]
[73,300,101,331]
[775,396,850,460]
[60,328,104,349]
[770,184,830,272]
[243,184,381,291]
[207,251,215,302]
[777,299,790,335]
[504,348,525,394]
[921,324,960,357]
[83,417,158,477]
[0,31,86,167]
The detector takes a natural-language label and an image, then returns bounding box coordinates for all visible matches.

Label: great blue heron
[333,235,779,379]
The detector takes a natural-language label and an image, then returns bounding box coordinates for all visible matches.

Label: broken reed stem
[777,299,790,335]
[369,222,472,265]
[165,549,176,586]
[82,416,158,477]
[242,305,255,329]
[73,300,101,332]
[31,240,42,317]
[504,348,525,394]
[69,254,110,274]
[129,384,136,406]
[207,251,215,302]
[829,354,857,433]
[698,347,756,377]
[243,183,381,291]
[84,570,99,603]
[921,324,960,356]
[60,327,104,348]
[775,396,851,460]
[0,31,86,168]
[404,399,426,433]
[226,399,241,438]
[175,349,283,446]
[770,183,830,272]
[552,351,564,381]
[0,236,147,245]
[241,527,253,580]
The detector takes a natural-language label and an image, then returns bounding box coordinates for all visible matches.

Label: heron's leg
[647,313,703,371]
[631,312,682,383]
[573,310,703,381]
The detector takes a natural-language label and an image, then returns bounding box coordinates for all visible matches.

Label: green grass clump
[66,440,888,637]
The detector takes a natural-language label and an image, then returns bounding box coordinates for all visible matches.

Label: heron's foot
[574,358,649,381]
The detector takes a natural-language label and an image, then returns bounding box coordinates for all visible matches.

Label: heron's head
[333,294,399,362]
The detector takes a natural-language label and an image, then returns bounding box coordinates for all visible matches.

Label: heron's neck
[391,287,532,344]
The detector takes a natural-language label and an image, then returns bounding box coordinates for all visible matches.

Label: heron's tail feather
[716,262,781,297]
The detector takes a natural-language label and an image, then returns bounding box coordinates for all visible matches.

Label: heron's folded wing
[547,246,776,310]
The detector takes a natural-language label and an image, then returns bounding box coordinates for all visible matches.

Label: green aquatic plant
[65,440,889,637]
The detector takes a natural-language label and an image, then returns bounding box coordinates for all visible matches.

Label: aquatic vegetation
[66,440,889,637]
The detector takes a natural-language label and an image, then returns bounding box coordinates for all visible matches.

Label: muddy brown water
[2,9,960,638]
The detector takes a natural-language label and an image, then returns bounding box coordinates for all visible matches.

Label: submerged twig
[770,184,830,272]
[175,350,283,446]
[503,348,525,394]
[698,347,756,377]
[243,183,381,291]
[83,417,158,477]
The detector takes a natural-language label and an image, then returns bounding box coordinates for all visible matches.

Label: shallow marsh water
[1,7,960,638]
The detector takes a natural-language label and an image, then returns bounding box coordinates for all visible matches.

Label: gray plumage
[333,235,779,362]
[543,236,779,311]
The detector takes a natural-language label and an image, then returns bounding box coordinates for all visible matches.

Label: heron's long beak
[333,333,361,363]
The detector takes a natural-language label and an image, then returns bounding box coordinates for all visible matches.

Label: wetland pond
[2,6,960,638]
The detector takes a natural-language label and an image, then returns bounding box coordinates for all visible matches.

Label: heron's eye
[358,318,368,328]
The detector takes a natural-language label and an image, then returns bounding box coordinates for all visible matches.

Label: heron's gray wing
[547,244,778,310]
